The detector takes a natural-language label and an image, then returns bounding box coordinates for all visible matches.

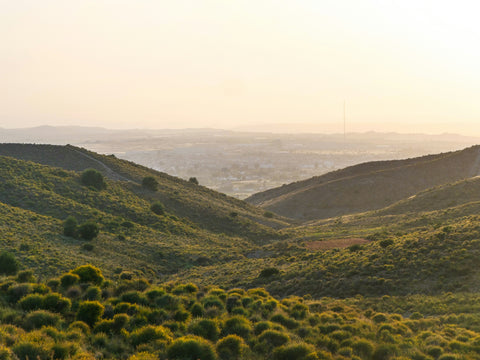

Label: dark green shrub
[216,335,247,360]
[271,314,299,329]
[60,273,80,288]
[130,325,172,347]
[78,222,99,240]
[258,330,290,348]
[372,344,398,360]
[43,293,71,313]
[76,300,104,327]
[189,319,220,341]
[372,313,388,323]
[84,286,102,301]
[254,321,273,335]
[167,335,217,360]
[16,270,35,283]
[380,239,394,248]
[438,355,458,360]
[0,252,18,276]
[263,211,274,218]
[190,303,205,317]
[80,168,106,190]
[63,216,78,237]
[150,201,165,215]
[142,176,159,191]
[222,316,252,339]
[352,339,374,358]
[19,294,44,311]
[12,342,50,360]
[71,265,104,285]
[24,310,61,330]
[272,343,318,360]
[189,177,199,185]
[259,267,280,278]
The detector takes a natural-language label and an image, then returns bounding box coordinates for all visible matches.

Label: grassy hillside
[0,144,291,237]
[246,145,480,221]
[0,152,289,280]
[0,265,479,360]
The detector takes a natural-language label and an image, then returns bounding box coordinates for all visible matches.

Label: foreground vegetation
[1,264,479,360]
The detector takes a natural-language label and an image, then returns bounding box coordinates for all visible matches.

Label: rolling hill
[246,145,480,221]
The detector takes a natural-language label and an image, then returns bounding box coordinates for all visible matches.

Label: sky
[1,0,480,134]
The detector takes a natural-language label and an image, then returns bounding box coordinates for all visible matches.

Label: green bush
[142,176,159,191]
[63,216,78,237]
[0,252,18,276]
[78,221,100,240]
[222,316,252,339]
[216,335,247,360]
[24,310,61,330]
[130,325,172,347]
[189,177,199,185]
[272,343,318,360]
[258,330,290,348]
[60,272,80,288]
[189,318,220,341]
[12,342,50,360]
[19,294,44,311]
[372,344,398,360]
[167,335,217,360]
[80,168,106,190]
[16,270,36,283]
[259,267,280,278]
[43,293,71,313]
[71,265,104,285]
[76,301,104,327]
[150,201,165,215]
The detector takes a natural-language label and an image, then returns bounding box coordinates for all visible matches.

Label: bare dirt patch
[305,238,369,250]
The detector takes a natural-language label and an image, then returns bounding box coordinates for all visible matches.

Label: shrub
[60,273,80,288]
[352,339,374,358]
[167,335,217,360]
[380,239,394,248]
[24,310,61,330]
[130,325,172,347]
[80,168,106,190]
[43,293,71,313]
[63,216,78,237]
[12,342,50,360]
[71,265,104,285]
[142,176,159,191]
[222,316,252,339]
[0,252,18,276]
[78,222,99,240]
[258,330,290,348]
[76,301,104,327]
[16,270,36,283]
[264,211,274,218]
[150,201,165,215]
[19,294,44,311]
[259,267,280,278]
[216,335,247,360]
[272,343,318,360]
[189,177,199,185]
[372,344,398,360]
[189,319,220,342]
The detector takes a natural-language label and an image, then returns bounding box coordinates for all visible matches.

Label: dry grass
[305,238,369,250]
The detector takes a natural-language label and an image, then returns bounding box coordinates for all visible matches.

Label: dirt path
[70,148,132,182]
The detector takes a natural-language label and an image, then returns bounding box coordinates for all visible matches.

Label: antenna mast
[343,100,346,143]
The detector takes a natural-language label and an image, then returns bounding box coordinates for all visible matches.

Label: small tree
[189,177,199,185]
[80,169,106,190]
[0,251,18,275]
[142,176,158,191]
[78,222,99,240]
[150,201,165,215]
[63,216,78,237]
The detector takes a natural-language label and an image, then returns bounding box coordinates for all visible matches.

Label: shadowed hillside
[246,145,480,221]
[0,144,292,238]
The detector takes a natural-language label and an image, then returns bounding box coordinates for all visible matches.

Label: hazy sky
[2,0,480,134]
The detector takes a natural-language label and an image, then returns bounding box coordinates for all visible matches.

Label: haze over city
[2,0,480,135]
